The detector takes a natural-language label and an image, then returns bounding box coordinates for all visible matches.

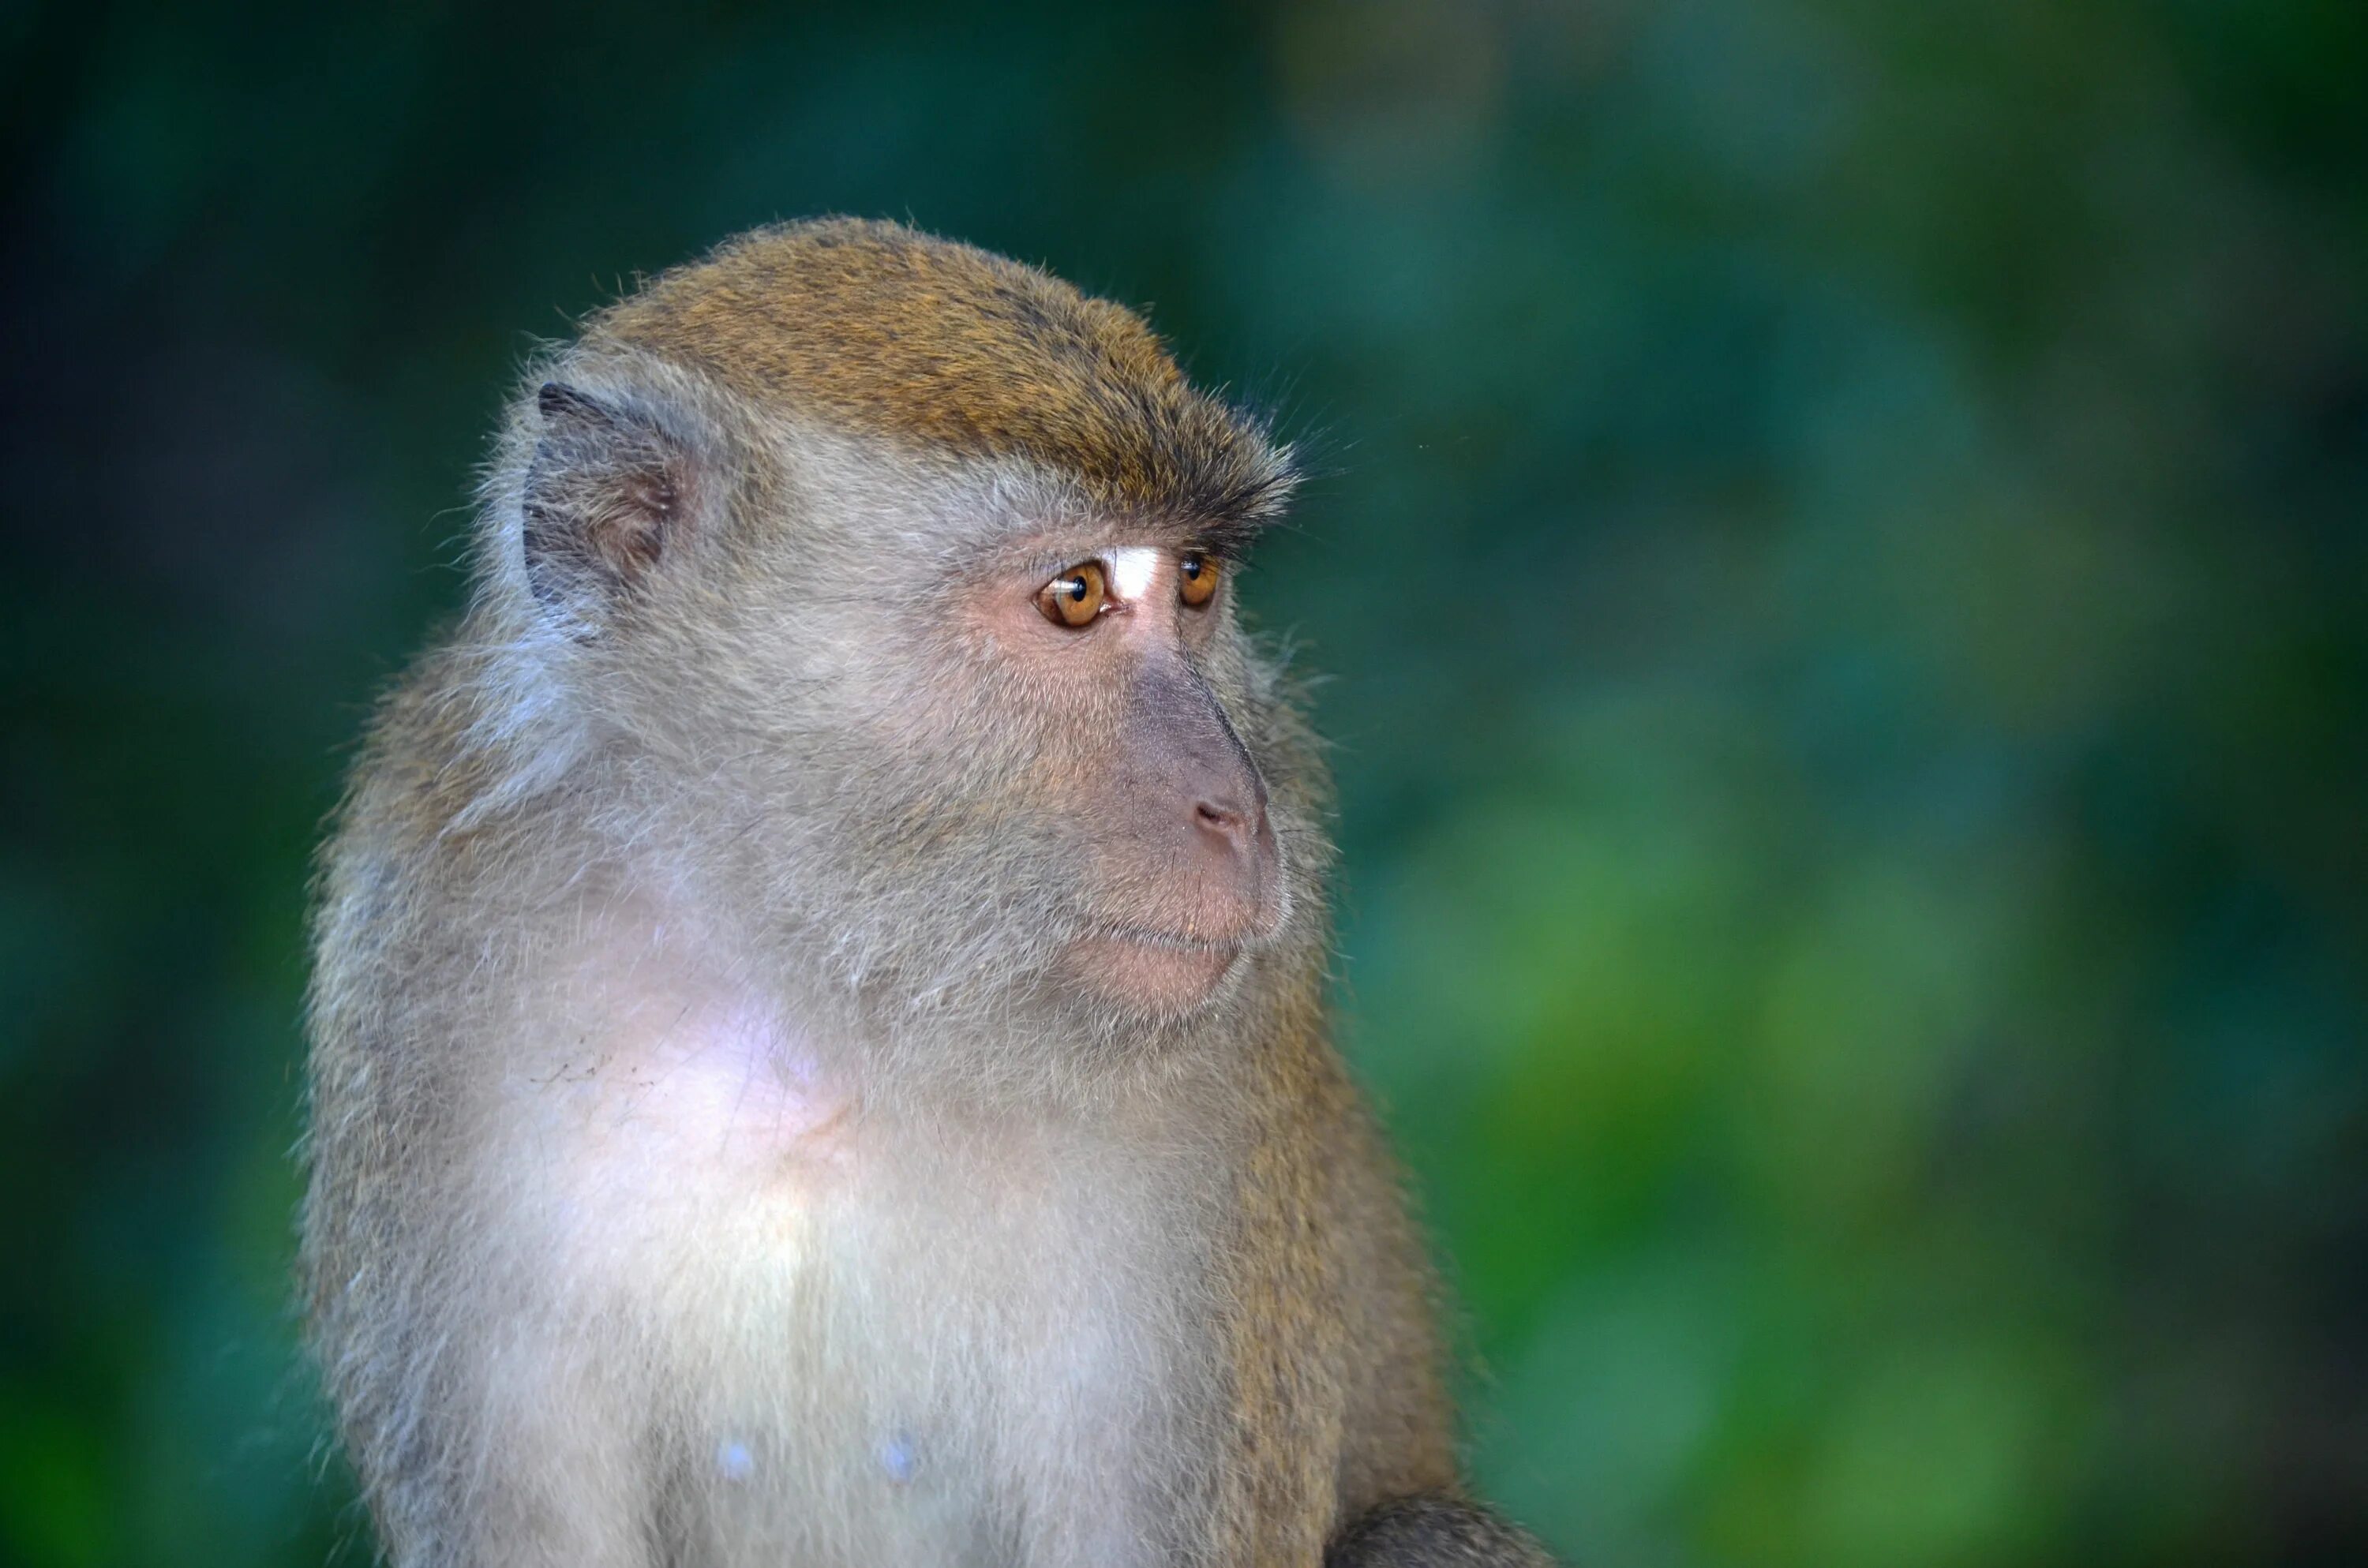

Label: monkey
[301,217,1556,1568]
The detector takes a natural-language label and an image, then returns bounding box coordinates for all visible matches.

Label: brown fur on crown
[583,217,1295,538]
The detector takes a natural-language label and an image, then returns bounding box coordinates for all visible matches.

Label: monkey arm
[1324,1096,1459,1510]
[1313,1071,1563,1566]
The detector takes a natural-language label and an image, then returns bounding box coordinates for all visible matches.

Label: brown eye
[1178,550,1220,608]
[1036,560,1108,628]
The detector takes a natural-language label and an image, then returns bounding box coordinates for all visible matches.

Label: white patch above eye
[1108,547,1159,603]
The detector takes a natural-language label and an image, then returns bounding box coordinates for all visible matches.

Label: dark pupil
[1182,556,1203,578]
[1064,576,1087,601]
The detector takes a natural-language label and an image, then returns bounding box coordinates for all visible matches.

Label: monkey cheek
[1060,934,1241,1016]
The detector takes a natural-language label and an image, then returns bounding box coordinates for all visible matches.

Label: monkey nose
[1188,775,1279,928]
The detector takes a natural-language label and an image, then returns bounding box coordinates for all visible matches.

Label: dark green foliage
[3,2,2362,1563]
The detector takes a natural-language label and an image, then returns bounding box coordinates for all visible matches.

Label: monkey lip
[1066,926,1246,1011]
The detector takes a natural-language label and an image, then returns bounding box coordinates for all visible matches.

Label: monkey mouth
[1092,924,1248,954]
[1063,926,1247,1012]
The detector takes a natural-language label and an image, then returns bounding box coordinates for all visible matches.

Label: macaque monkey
[302,219,1553,1566]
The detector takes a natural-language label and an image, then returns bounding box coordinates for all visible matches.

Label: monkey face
[721,480,1310,1030]
[991,541,1289,1014]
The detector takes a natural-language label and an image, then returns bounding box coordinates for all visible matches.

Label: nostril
[1194,798,1248,841]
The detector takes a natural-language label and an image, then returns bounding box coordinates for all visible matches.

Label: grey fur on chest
[672,1132,1232,1566]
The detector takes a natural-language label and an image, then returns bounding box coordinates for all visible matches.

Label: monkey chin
[1064,931,1244,1016]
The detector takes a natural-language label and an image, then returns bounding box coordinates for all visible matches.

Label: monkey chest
[523,992,1253,1563]
[606,1121,1235,1565]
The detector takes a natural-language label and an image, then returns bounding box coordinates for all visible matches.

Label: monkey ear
[520,381,699,633]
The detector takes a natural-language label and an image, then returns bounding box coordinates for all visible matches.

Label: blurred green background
[5,1,2365,1563]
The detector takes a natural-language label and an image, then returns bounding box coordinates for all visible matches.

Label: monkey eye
[1178,550,1220,608]
[1036,560,1109,628]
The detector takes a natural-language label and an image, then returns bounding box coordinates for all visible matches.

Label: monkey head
[466,221,1326,1075]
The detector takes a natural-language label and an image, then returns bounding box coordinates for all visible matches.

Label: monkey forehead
[584,219,1295,535]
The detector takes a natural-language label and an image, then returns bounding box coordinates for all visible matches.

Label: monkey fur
[302,219,1553,1567]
